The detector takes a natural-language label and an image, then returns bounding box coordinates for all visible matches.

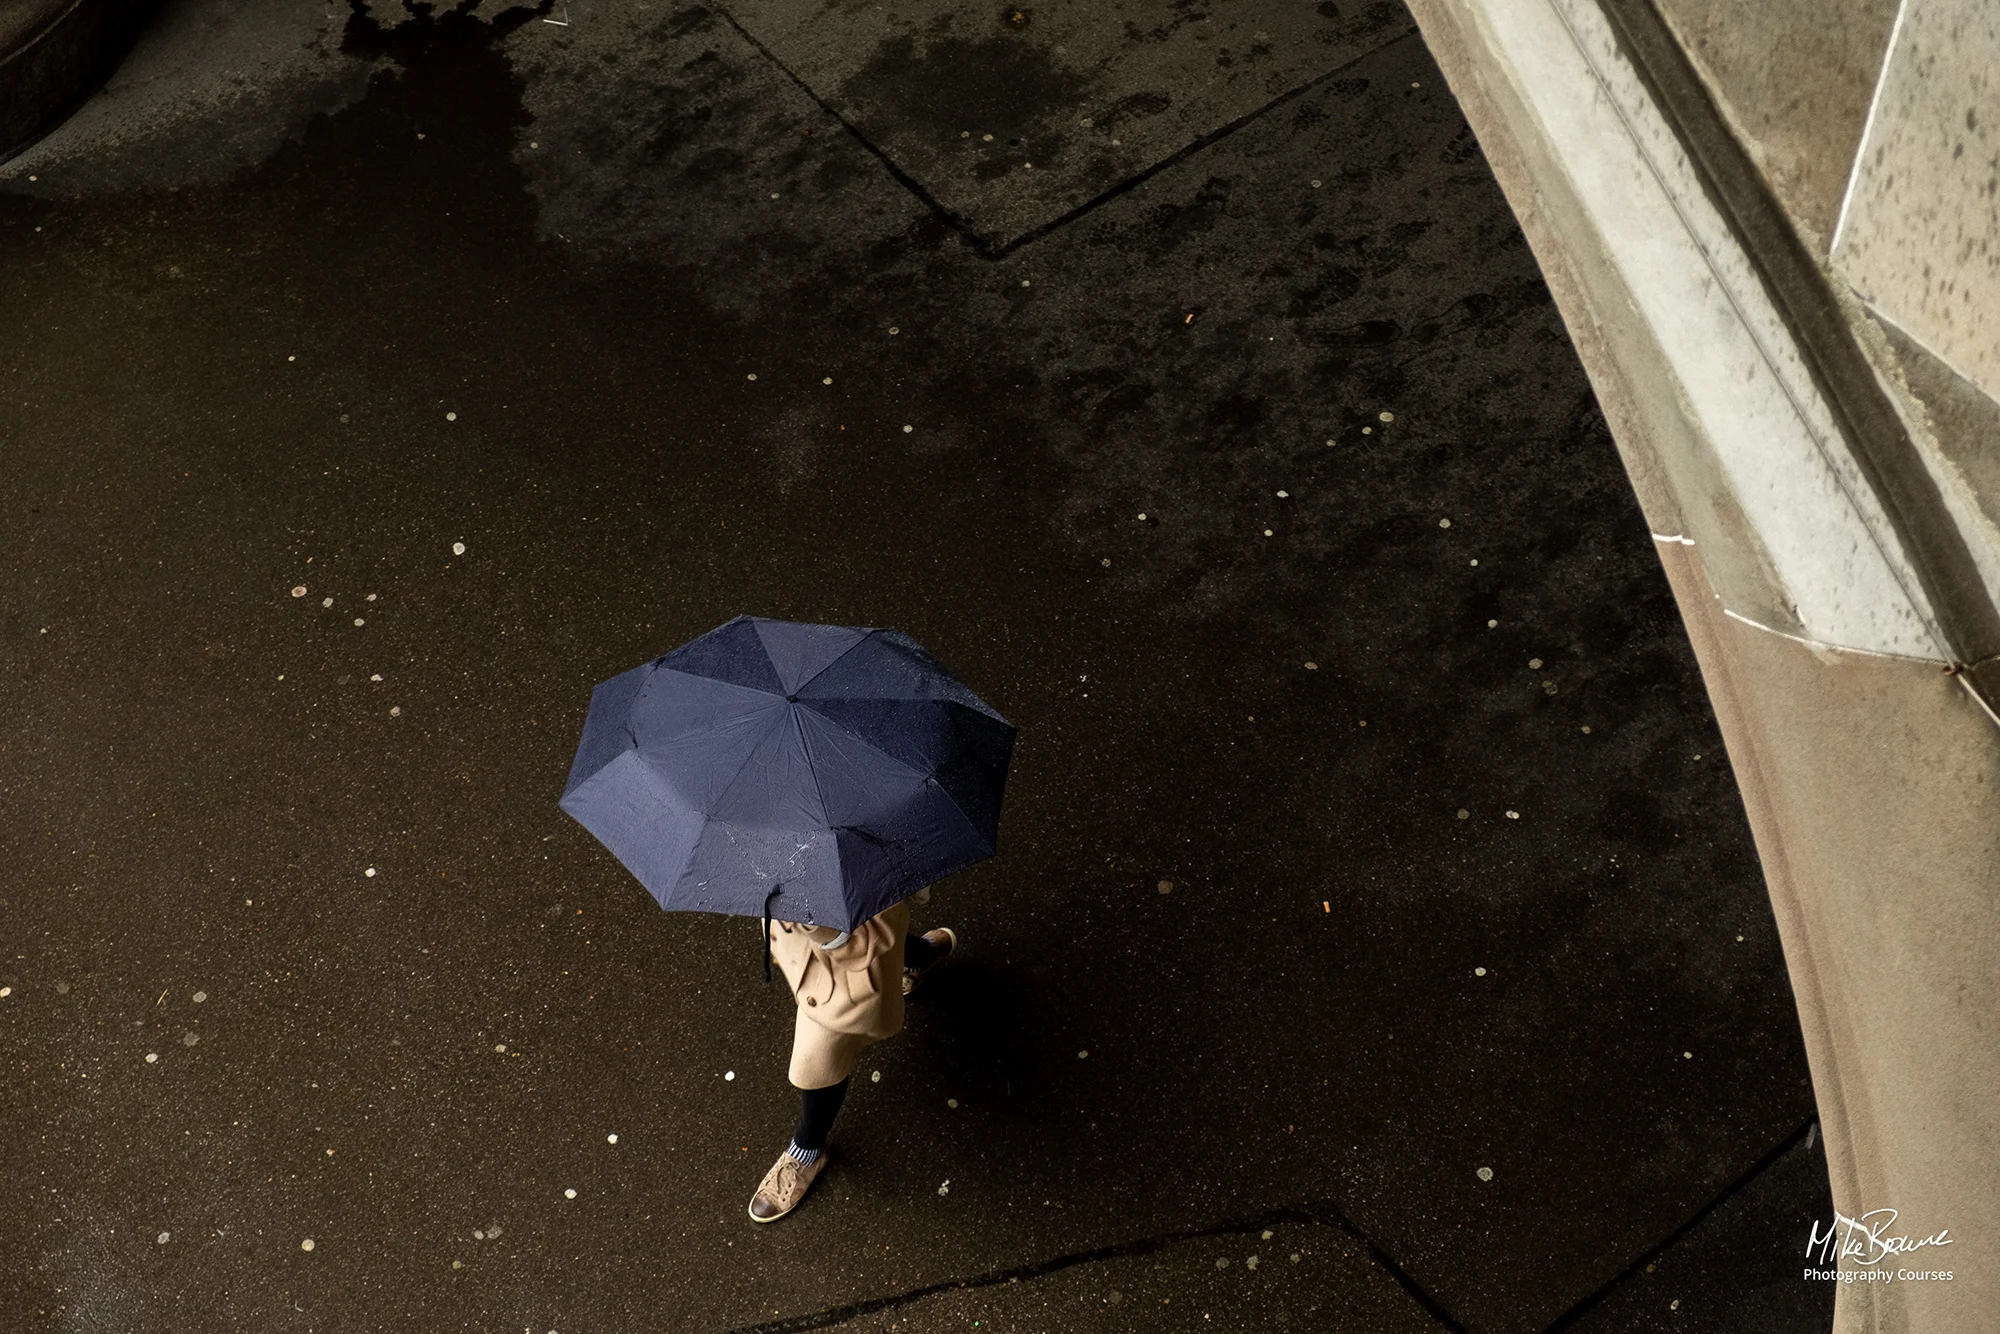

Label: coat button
[806,997,817,1007]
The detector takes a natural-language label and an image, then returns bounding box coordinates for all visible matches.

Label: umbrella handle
[762,885,784,985]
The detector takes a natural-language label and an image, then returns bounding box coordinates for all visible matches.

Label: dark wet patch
[838,32,1087,151]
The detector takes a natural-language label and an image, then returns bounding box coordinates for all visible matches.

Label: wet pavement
[0,1,1835,1330]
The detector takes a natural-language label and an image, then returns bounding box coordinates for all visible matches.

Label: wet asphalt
[0,2,1835,1330]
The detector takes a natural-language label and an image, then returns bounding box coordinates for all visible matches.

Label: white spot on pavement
[452,542,465,555]
[1475,967,1487,976]
[158,1232,170,1243]
[1477,1166,1494,1181]
[445,412,457,422]
[1506,811,1520,820]
[301,1238,315,1251]
[724,1071,734,1081]
[564,1188,576,1199]
[365,867,376,878]
[607,1133,618,1143]
[145,1053,158,1063]
[291,586,307,598]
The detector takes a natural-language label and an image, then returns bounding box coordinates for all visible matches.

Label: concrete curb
[0,0,157,164]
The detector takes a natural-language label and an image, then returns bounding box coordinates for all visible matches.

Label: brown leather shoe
[748,1150,827,1223]
[902,927,957,995]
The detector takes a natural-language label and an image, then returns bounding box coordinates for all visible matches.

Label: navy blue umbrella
[560,615,1016,933]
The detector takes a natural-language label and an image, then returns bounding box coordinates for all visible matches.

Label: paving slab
[0,2,1823,1330]
[1561,1124,1836,1331]
[723,0,1413,251]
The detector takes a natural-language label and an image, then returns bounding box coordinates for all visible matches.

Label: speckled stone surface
[1833,0,2000,406]
[1564,1127,1834,1333]
[1651,0,1900,254]
[0,2,1821,1330]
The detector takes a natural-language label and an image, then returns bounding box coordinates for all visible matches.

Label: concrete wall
[1652,0,1900,253]
[1402,1,2000,1328]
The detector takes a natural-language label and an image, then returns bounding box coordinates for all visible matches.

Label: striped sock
[785,1141,822,1167]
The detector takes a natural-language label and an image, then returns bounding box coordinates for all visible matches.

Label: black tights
[793,1078,849,1151]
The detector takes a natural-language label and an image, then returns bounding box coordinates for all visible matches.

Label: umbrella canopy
[560,616,1016,932]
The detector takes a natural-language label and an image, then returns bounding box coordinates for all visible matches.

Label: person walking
[558,617,1014,1228]
[751,900,958,1222]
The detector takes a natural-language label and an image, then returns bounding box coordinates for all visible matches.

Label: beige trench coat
[767,898,910,1089]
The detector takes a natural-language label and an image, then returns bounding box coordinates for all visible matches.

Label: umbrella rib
[793,705,835,835]
[688,704,792,820]
[787,627,882,697]
[931,777,995,858]
[793,704,933,799]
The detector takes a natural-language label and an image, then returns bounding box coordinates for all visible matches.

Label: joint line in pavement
[718,1198,1465,1333]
